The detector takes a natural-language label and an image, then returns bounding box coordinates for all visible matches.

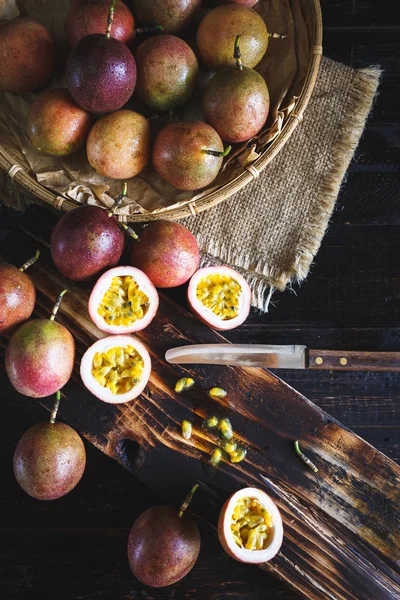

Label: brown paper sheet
[0,0,312,215]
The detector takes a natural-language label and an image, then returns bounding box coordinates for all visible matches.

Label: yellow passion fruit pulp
[92,345,144,395]
[231,497,273,551]
[196,273,241,320]
[98,276,149,327]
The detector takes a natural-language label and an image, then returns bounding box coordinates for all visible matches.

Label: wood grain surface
[1,209,399,600]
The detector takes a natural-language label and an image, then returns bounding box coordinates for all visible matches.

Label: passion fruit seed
[209,447,223,467]
[218,418,233,440]
[182,420,192,440]
[208,387,227,399]
[220,438,237,454]
[294,440,318,473]
[230,444,247,463]
[92,345,144,395]
[196,274,242,320]
[202,415,219,429]
[231,498,273,550]
[98,276,149,326]
[175,377,195,393]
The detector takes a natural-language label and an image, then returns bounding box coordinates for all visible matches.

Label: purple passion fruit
[132,0,201,34]
[0,252,39,334]
[129,221,200,288]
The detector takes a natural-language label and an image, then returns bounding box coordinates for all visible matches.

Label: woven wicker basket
[0,0,322,222]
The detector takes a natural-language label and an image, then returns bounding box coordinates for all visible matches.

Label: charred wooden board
[1,207,399,600]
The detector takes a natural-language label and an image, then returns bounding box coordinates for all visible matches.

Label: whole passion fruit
[5,291,75,398]
[80,334,151,403]
[128,486,201,587]
[88,266,159,334]
[218,487,283,563]
[187,266,251,330]
[129,221,200,288]
[50,205,124,282]
[0,251,39,335]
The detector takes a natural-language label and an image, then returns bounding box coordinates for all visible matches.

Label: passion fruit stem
[105,0,116,39]
[294,440,318,473]
[50,289,68,321]
[204,146,232,158]
[19,250,40,272]
[234,36,243,70]
[50,390,61,424]
[108,183,139,240]
[134,25,164,35]
[268,32,287,39]
[178,483,199,518]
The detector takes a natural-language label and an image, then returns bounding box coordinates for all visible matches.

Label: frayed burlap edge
[199,66,382,311]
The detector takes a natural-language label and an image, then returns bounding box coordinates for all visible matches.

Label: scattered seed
[209,447,223,467]
[208,387,227,399]
[220,438,238,454]
[218,418,233,440]
[294,440,318,473]
[202,415,219,430]
[182,420,192,440]
[230,444,247,463]
[175,377,195,393]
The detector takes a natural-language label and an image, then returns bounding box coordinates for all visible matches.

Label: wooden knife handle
[308,349,400,372]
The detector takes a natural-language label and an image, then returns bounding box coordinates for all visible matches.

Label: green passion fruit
[5,291,75,398]
[218,487,283,563]
[128,485,200,587]
[187,266,251,330]
[80,334,151,403]
[88,266,159,334]
[0,251,39,335]
[13,392,86,500]
[129,221,200,288]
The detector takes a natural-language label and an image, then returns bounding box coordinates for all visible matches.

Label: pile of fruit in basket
[0,0,285,191]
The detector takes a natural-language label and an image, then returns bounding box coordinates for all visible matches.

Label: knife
[165,344,400,372]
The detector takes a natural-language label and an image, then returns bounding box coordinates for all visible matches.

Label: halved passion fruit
[80,335,151,404]
[218,487,283,564]
[88,266,159,334]
[187,266,251,330]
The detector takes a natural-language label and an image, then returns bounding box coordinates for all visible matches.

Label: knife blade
[165,344,400,372]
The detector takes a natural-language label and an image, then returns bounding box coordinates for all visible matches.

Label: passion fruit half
[88,266,159,334]
[187,266,251,330]
[80,335,151,404]
[218,487,283,564]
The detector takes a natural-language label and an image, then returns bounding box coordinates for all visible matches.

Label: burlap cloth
[184,57,381,310]
[1,57,380,311]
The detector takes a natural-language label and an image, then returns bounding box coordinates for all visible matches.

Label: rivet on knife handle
[308,350,400,372]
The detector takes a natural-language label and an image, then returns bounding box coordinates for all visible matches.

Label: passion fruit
[0,251,39,335]
[129,221,200,288]
[80,334,151,403]
[5,290,75,398]
[187,266,251,330]
[218,487,283,563]
[88,266,159,334]
[128,485,201,587]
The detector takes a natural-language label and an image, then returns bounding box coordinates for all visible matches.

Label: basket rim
[0,0,323,222]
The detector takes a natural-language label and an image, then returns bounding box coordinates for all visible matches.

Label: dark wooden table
[1,1,399,598]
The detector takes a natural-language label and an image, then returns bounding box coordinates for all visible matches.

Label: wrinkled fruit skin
[204,67,269,143]
[153,121,224,191]
[66,34,137,114]
[87,110,151,179]
[6,320,75,398]
[50,205,124,281]
[129,221,200,288]
[65,0,135,47]
[0,263,36,334]
[0,18,56,94]
[128,505,200,587]
[27,88,92,157]
[135,35,199,112]
[132,0,201,34]
[197,5,268,70]
[14,422,86,500]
